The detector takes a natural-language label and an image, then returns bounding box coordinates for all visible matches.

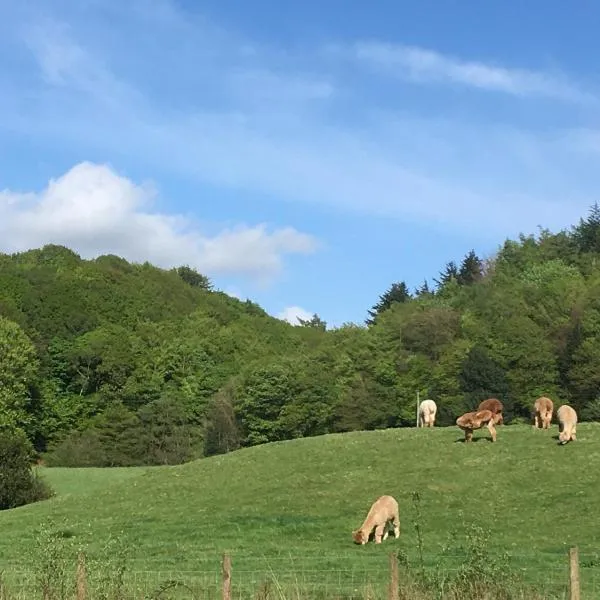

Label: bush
[0,429,53,510]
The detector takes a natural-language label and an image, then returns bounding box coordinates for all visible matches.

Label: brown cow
[456,409,498,443]
[533,396,554,429]
[557,404,577,445]
[478,398,504,425]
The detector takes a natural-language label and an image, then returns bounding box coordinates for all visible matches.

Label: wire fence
[0,549,597,599]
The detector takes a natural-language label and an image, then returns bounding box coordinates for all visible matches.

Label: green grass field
[1,423,600,598]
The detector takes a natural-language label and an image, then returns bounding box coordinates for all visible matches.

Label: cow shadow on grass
[454,437,494,443]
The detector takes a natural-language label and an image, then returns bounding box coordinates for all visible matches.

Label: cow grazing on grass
[418,399,437,428]
[478,398,504,425]
[352,495,400,545]
[557,405,578,445]
[456,409,498,443]
[533,396,554,430]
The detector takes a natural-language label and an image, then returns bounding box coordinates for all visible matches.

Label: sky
[1,1,600,328]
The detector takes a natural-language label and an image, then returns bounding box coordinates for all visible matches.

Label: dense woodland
[3,206,600,467]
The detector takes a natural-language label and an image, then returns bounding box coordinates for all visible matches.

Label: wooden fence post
[76,552,87,600]
[569,546,580,600]
[222,553,232,600]
[388,552,399,600]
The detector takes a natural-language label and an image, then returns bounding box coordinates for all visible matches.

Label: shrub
[0,429,53,510]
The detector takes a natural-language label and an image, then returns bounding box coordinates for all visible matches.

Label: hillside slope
[1,425,599,594]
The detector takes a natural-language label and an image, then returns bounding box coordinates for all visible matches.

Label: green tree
[235,362,298,445]
[0,429,52,510]
[457,250,483,286]
[434,261,458,289]
[175,265,213,290]
[298,313,327,331]
[459,345,510,413]
[572,202,600,254]
[0,317,39,432]
[401,307,462,361]
[204,387,241,456]
[415,279,433,297]
[366,282,411,325]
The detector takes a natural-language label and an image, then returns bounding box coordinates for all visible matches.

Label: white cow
[418,399,437,428]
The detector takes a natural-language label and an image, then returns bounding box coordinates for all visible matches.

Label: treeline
[3,206,600,466]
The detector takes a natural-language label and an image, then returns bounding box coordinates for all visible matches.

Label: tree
[236,362,298,445]
[572,202,600,254]
[204,389,241,456]
[298,313,327,331]
[175,266,213,290]
[457,250,483,286]
[401,307,462,361]
[0,429,52,510]
[0,318,39,432]
[415,280,433,297]
[366,282,411,325]
[434,261,458,289]
[459,345,511,415]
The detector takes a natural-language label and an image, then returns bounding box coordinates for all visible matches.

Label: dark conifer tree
[366,282,411,325]
[415,279,432,297]
[457,250,483,285]
[433,261,458,290]
[572,202,600,254]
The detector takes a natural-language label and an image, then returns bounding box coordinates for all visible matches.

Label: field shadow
[454,437,494,443]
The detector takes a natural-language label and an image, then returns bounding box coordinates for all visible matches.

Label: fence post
[388,552,399,600]
[569,546,580,600]
[76,551,87,600]
[222,553,232,600]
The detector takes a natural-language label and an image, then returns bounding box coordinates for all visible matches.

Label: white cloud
[0,162,318,282]
[277,306,314,325]
[352,42,593,103]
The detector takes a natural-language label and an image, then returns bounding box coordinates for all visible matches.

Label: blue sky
[1,0,600,328]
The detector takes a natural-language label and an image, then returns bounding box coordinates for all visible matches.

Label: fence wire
[0,551,598,599]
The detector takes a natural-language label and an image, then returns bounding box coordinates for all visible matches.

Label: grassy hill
[2,423,600,597]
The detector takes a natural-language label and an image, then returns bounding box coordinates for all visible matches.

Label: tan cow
[557,404,578,445]
[533,396,554,429]
[456,409,498,443]
[352,495,400,545]
[478,398,504,424]
[418,399,437,428]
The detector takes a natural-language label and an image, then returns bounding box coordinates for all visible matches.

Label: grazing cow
[533,396,554,429]
[557,405,578,445]
[478,398,504,425]
[456,409,498,443]
[352,495,400,545]
[418,399,437,428]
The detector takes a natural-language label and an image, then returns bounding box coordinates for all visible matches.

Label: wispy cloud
[352,42,594,103]
[0,0,598,244]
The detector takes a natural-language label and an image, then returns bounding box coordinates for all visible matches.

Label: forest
[3,205,600,467]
